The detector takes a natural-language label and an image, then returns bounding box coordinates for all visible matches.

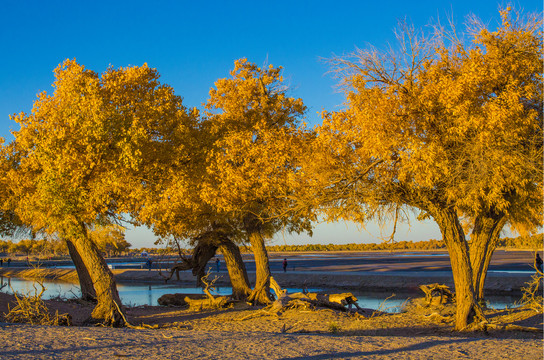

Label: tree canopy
[201,59,312,235]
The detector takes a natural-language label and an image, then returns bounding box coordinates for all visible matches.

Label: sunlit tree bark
[218,238,251,300]
[69,224,124,325]
[429,206,485,329]
[244,217,272,304]
[469,211,508,302]
[65,238,96,301]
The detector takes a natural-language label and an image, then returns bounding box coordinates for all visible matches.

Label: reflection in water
[1,276,81,300]
[0,276,521,312]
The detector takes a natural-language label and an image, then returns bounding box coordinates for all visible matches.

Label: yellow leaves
[89,224,130,254]
[317,7,542,226]
[7,59,197,236]
[197,59,309,228]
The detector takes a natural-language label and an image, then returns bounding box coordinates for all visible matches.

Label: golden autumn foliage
[126,59,314,304]
[7,59,196,236]
[202,59,311,233]
[89,224,131,256]
[318,9,542,226]
[312,8,542,330]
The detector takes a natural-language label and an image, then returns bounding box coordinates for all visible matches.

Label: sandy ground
[0,268,542,360]
[0,322,541,360]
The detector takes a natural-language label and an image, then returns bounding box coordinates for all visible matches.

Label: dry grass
[4,277,72,326]
[517,273,543,313]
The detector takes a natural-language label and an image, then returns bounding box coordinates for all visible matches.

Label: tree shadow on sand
[278,336,476,360]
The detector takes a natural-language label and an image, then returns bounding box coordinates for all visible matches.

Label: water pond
[0,276,521,313]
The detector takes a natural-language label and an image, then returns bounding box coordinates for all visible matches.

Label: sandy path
[0,322,541,360]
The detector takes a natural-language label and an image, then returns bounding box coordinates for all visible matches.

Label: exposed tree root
[265,277,364,315]
[486,323,543,332]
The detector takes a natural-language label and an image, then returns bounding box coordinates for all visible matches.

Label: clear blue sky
[1,1,539,248]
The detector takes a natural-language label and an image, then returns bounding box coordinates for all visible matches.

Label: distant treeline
[265,239,446,252]
[135,234,543,255]
[264,234,543,253]
[496,233,543,249]
[3,234,540,257]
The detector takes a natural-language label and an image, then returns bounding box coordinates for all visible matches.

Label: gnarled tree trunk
[190,241,218,287]
[431,207,484,330]
[65,239,96,301]
[247,230,273,305]
[218,239,251,300]
[70,224,125,326]
[165,232,251,301]
[469,211,507,302]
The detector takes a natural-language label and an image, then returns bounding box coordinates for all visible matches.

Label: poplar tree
[314,9,542,330]
[7,59,195,325]
[202,59,312,304]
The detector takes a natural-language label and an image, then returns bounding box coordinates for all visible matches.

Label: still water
[0,276,520,312]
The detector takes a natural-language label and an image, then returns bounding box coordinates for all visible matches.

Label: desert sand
[0,260,542,360]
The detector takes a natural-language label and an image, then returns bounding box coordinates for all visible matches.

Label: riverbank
[0,289,541,360]
[0,266,533,295]
[1,265,542,359]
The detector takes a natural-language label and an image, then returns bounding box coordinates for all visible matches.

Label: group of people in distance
[209,257,289,273]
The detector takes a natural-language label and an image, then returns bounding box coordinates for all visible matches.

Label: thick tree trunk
[190,241,218,287]
[431,207,484,330]
[71,224,125,326]
[218,240,251,300]
[65,239,96,301]
[163,233,251,301]
[247,230,273,305]
[469,211,507,302]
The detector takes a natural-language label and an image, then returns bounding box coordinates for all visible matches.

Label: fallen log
[184,295,229,311]
[157,293,207,307]
[267,277,364,314]
[486,323,543,333]
[184,270,231,311]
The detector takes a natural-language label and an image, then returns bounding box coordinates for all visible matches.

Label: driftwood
[266,277,364,314]
[486,323,543,333]
[183,271,230,311]
[157,293,207,307]
[184,295,228,311]
[419,283,454,306]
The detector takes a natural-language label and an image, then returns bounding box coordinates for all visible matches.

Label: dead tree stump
[420,283,454,306]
